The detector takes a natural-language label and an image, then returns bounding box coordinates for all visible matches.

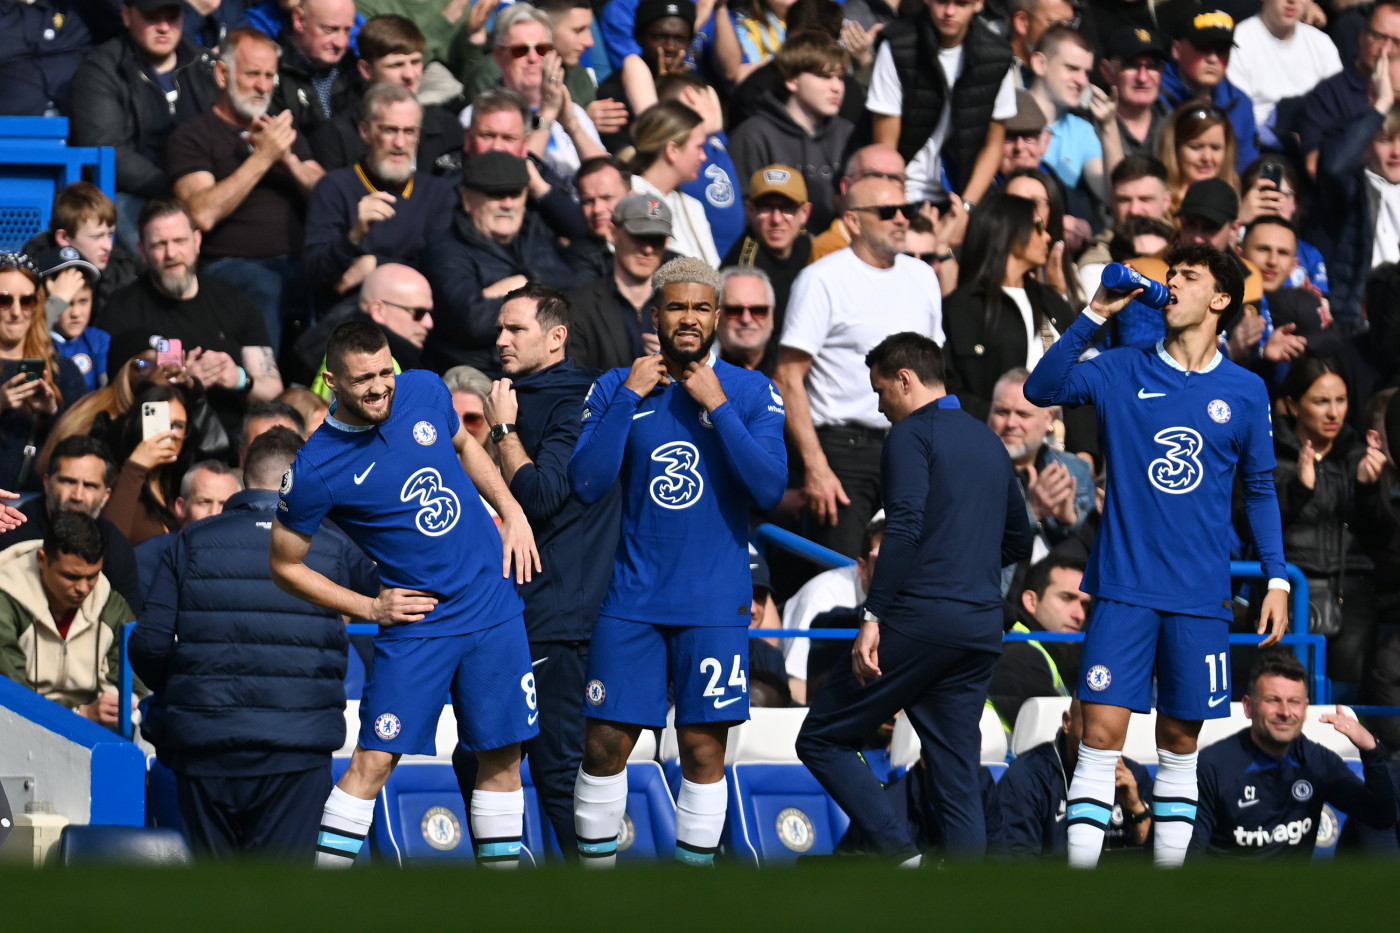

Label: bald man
[809,145,910,264]
[774,176,945,557]
[359,263,434,364]
[274,0,363,132]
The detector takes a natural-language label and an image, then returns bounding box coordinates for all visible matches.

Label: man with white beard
[167,28,325,356]
[303,81,455,307]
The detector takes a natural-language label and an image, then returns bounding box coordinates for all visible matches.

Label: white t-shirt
[1226,17,1342,134]
[781,563,864,681]
[459,102,603,187]
[867,43,1019,201]
[781,247,945,429]
[632,174,720,267]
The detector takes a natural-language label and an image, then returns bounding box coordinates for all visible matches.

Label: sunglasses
[722,304,771,319]
[850,202,923,222]
[1183,104,1226,123]
[1033,216,1047,234]
[0,291,39,311]
[503,43,553,58]
[382,299,432,321]
[462,412,486,428]
[902,251,939,264]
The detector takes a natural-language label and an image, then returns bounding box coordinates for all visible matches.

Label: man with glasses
[717,267,776,374]
[167,28,325,359]
[304,82,455,306]
[1158,5,1259,171]
[1298,0,1400,178]
[809,144,909,263]
[1096,26,1171,162]
[458,3,605,186]
[723,166,813,343]
[776,177,945,558]
[357,264,434,371]
[1227,0,1342,149]
[570,194,672,372]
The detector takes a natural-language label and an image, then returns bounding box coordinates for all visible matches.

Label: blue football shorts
[582,616,751,728]
[359,614,539,755]
[1076,598,1232,720]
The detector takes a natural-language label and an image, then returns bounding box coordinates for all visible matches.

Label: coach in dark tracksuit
[130,428,377,859]
[797,332,1033,864]
[451,285,620,861]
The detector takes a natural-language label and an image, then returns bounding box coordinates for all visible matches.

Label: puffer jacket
[1272,418,1379,577]
[0,539,134,710]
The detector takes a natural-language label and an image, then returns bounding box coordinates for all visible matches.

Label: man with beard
[96,199,285,439]
[568,258,787,867]
[167,28,326,357]
[271,320,540,868]
[303,82,454,306]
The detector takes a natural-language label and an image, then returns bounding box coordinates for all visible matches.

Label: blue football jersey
[1025,314,1286,619]
[277,369,523,637]
[569,359,787,626]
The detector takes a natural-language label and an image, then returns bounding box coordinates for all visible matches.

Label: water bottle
[1101,262,1170,309]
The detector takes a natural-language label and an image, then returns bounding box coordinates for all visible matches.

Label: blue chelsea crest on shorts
[1086,665,1112,691]
[374,712,402,740]
[586,680,606,705]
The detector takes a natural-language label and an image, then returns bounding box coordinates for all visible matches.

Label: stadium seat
[1302,705,1363,760]
[1196,703,1248,749]
[727,707,808,762]
[726,762,850,866]
[1009,697,1159,764]
[145,756,182,833]
[343,649,366,701]
[618,761,678,861]
[371,760,545,866]
[56,825,192,867]
[889,705,1008,777]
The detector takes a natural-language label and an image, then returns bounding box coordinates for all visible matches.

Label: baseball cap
[1003,90,1048,136]
[1179,178,1239,227]
[125,0,184,12]
[460,151,529,195]
[1169,5,1235,48]
[749,165,809,204]
[749,544,772,597]
[1107,25,1169,61]
[612,193,673,237]
[38,245,100,285]
[634,0,696,37]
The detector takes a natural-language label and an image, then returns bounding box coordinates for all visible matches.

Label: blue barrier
[0,117,116,250]
[118,622,134,741]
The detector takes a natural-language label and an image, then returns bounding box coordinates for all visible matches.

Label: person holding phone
[0,252,86,492]
[102,383,197,546]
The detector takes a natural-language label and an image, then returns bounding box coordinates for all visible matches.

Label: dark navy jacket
[991,730,1152,857]
[864,396,1034,652]
[1306,107,1383,327]
[1158,63,1259,172]
[1192,728,1396,859]
[130,489,378,775]
[510,358,620,643]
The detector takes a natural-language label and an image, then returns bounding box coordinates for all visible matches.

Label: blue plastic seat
[618,761,677,861]
[57,824,192,866]
[725,762,850,866]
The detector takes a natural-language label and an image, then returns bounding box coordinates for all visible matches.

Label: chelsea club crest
[412,420,438,445]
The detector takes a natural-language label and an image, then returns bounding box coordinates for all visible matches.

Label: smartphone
[18,358,44,382]
[156,337,182,368]
[1260,162,1284,189]
[1079,86,1095,109]
[141,400,171,440]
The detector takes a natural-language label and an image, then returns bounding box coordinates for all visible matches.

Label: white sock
[1152,749,1199,868]
[897,853,923,869]
[471,788,524,869]
[675,777,727,866]
[1066,743,1118,869]
[315,786,375,869]
[574,768,627,868]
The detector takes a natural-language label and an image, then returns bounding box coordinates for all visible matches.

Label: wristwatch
[489,423,517,443]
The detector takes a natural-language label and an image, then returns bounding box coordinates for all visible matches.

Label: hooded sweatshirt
[0,539,134,710]
[726,91,855,233]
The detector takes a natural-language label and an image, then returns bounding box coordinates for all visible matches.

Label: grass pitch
[3,858,1394,931]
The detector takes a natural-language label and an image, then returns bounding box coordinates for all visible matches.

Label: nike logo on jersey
[1237,797,1260,808]
[354,462,376,484]
[713,695,744,709]
[632,410,656,420]
[1208,694,1229,707]
[532,657,549,667]
[1138,389,1166,399]
[528,712,539,725]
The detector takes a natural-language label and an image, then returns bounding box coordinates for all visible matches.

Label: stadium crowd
[3,0,1400,862]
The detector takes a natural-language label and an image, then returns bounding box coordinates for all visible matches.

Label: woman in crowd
[0,252,84,491]
[1158,100,1240,206]
[1272,353,1388,702]
[103,383,198,546]
[1004,167,1087,311]
[624,101,720,265]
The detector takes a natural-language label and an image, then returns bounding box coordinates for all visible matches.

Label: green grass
[3,859,1396,930]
